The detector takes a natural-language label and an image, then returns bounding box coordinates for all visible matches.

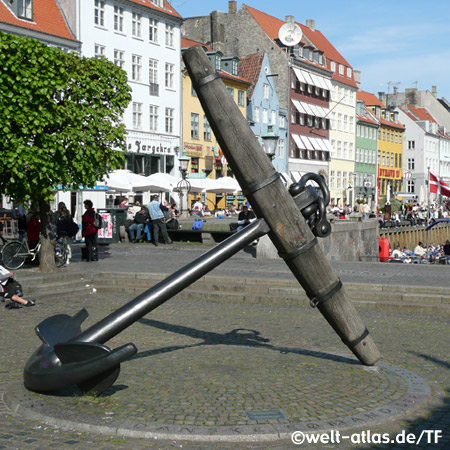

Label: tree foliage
[0,31,131,204]
[0,32,131,270]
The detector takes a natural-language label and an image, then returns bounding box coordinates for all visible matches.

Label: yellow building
[181,38,250,210]
[358,92,405,200]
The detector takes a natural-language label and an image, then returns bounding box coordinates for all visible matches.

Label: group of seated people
[390,240,450,264]
[125,200,178,243]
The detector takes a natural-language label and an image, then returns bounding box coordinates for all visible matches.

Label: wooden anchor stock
[182,45,381,366]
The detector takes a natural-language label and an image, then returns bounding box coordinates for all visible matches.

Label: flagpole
[427,166,431,226]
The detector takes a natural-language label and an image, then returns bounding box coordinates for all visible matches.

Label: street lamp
[261,124,279,161]
[177,148,191,218]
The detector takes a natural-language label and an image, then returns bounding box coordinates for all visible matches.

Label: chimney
[354,70,361,88]
[306,19,316,31]
[378,91,386,105]
[432,85,437,98]
[393,86,398,95]
[228,1,237,14]
[285,15,295,23]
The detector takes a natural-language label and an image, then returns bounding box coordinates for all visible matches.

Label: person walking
[147,195,172,246]
[82,199,98,262]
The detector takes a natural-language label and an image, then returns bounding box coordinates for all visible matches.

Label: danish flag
[429,172,450,197]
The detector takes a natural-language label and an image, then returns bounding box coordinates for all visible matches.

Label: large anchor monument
[24,46,381,395]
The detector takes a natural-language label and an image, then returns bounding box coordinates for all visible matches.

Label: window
[165,23,174,47]
[114,6,124,32]
[263,84,269,99]
[279,114,286,129]
[378,151,381,165]
[165,63,174,89]
[399,133,403,144]
[132,12,142,38]
[232,60,238,75]
[343,115,348,132]
[149,59,159,96]
[343,142,347,158]
[18,0,33,20]
[165,108,174,134]
[215,56,221,71]
[227,87,234,98]
[238,90,245,106]
[337,171,342,189]
[407,180,415,193]
[347,67,352,78]
[337,114,342,131]
[337,141,341,158]
[382,129,386,140]
[330,170,335,189]
[94,44,105,58]
[149,18,159,43]
[132,55,142,81]
[349,143,353,159]
[191,113,199,139]
[408,140,415,150]
[133,102,143,130]
[395,153,398,167]
[390,153,394,167]
[338,64,344,75]
[271,110,276,126]
[114,50,125,68]
[278,139,285,159]
[349,116,354,133]
[331,112,336,130]
[150,0,163,6]
[94,0,105,26]
[262,108,268,124]
[254,106,260,122]
[299,113,305,126]
[382,152,385,166]
[204,116,211,141]
[149,105,159,132]
[408,158,415,170]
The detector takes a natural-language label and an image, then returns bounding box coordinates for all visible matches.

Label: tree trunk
[38,199,57,272]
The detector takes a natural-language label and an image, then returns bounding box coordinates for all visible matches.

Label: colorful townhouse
[238,52,288,175]
[358,91,405,202]
[355,101,379,206]
[396,105,446,203]
[181,37,251,210]
[182,1,335,185]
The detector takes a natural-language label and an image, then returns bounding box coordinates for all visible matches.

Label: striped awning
[292,67,333,92]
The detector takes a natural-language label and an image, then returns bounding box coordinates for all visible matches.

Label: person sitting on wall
[237,205,256,232]
[413,241,427,260]
[129,207,150,242]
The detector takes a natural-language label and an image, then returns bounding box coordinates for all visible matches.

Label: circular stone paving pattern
[5,344,430,442]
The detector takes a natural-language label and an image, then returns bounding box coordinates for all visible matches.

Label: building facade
[182,1,335,184]
[238,52,288,175]
[181,38,250,210]
[358,91,405,202]
[355,101,378,206]
[59,0,183,180]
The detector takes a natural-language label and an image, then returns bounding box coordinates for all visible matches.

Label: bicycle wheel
[54,242,67,268]
[1,241,27,270]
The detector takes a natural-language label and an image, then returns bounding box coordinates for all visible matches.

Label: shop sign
[378,168,401,178]
[205,155,214,171]
[226,194,236,205]
[185,143,203,157]
[126,140,172,155]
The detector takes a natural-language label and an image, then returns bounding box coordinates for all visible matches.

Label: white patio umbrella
[132,172,177,192]
[212,176,242,193]
[98,170,137,191]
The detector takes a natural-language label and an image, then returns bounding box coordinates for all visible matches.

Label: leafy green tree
[0,32,131,271]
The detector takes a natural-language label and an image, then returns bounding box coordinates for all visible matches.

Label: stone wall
[257,219,379,261]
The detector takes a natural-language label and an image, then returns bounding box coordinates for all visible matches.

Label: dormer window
[346,67,352,78]
[18,0,33,20]
[232,59,238,75]
[215,55,221,71]
[338,64,344,75]
[330,61,336,72]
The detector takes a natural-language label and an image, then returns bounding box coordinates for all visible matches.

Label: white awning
[292,134,334,153]
[292,67,306,84]
[301,69,315,86]
[292,99,306,114]
[322,77,333,91]
[301,102,315,116]
[290,171,303,183]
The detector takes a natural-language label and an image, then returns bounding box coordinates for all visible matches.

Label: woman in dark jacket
[82,199,97,262]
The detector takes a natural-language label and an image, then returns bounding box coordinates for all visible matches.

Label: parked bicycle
[1,237,67,270]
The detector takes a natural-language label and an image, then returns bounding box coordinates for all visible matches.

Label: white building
[397,105,441,203]
[59,0,183,184]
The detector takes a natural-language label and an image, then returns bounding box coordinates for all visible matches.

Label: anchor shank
[76,219,269,344]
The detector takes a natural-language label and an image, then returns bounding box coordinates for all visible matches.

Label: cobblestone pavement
[0,243,449,449]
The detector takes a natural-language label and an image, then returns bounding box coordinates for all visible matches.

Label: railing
[380,221,450,249]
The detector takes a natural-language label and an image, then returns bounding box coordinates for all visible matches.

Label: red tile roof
[406,104,438,123]
[357,114,379,126]
[358,91,405,130]
[181,37,212,52]
[357,91,385,108]
[128,0,181,19]
[0,0,77,41]
[238,52,265,99]
[244,4,357,88]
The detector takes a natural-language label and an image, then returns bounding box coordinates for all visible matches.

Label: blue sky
[173,0,450,101]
